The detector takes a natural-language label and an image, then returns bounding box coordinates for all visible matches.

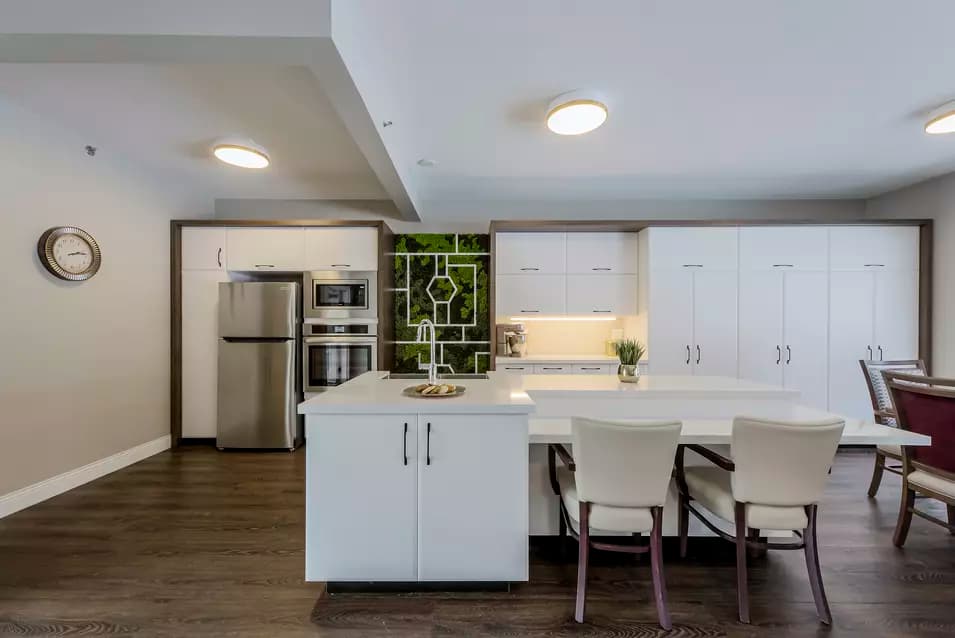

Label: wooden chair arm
[551,444,575,471]
[546,443,574,496]
[684,444,735,471]
[874,408,896,422]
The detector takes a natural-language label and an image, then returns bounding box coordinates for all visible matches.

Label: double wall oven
[303,271,379,394]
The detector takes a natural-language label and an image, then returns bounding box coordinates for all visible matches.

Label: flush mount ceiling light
[925,101,955,135]
[212,137,270,168]
[546,90,608,135]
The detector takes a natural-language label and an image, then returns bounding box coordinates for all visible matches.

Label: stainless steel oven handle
[304,337,378,344]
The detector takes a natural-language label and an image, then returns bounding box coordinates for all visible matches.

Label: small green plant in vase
[614,339,646,383]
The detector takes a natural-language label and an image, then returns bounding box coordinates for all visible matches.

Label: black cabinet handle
[331,264,351,268]
[591,267,612,271]
[541,367,564,370]
[786,345,792,364]
[772,264,794,268]
[685,345,691,365]
[579,367,601,370]
[520,267,540,271]
[592,309,612,313]
[864,264,885,267]
[520,309,540,313]
[696,345,701,365]
[217,247,222,267]
[682,264,703,268]
[402,422,408,466]
[254,264,275,268]
[867,345,873,360]
[878,345,883,361]
[776,345,781,364]
[426,422,432,466]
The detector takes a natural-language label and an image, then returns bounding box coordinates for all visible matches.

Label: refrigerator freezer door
[218,282,298,338]
[217,340,298,448]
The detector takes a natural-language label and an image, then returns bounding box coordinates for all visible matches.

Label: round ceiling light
[546,91,608,135]
[925,101,955,135]
[212,138,270,168]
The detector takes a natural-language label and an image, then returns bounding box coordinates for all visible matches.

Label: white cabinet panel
[534,364,572,374]
[181,270,231,437]
[828,271,876,421]
[691,270,738,377]
[496,233,566,274]
[495,274,565,317]
[874,270,919,361]
[565,274,637,316]
[572,364,613,374]
[646,227,738,270]
[565,233,638,274]
[647,269,694,374]
[226,227,305,271]
[783,271,829,410]
[307,415,417,581]
[829,226,919,271]
[181,227,226,270]
[304,227,378,271]
[738,270,784,387]
[739,227,828,270]
[417,415,528,581]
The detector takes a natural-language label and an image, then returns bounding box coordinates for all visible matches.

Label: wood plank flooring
[1,447,954,637]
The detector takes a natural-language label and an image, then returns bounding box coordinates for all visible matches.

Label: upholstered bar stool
[676,416,845,625]
[859,359,927,497]
[548,417,682,629]
[884,372,955,546]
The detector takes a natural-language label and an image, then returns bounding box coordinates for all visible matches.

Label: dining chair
[547,417,682,628]
[675,416,845,625]
[884,372,955,546]
[859,359,927,497]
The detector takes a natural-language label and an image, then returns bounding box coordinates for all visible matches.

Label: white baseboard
[0,435,171,519]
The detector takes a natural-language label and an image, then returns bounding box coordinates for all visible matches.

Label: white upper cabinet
[304,227,378,271]
[565,275,638,316]
[181,227,226,270]
[646,227,739,270]
[739,227,828,270]
[829,226,919,271]
[226,228,305,271]
[496,274,565,317]
[565,233,638,274]
[496,233,566,274]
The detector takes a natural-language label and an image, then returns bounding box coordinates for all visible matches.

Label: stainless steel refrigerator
[217,282,302,450]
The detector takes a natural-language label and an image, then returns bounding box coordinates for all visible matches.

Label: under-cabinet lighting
[508,316,617,322]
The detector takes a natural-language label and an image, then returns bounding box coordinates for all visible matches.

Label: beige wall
[0,100,209,496]
[865,173,955,376]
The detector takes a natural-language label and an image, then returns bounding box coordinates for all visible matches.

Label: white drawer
[497,363,531,374]
[572,364,613,375]
[534,364,571,374]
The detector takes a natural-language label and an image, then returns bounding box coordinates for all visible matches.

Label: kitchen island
[299,372,929,584]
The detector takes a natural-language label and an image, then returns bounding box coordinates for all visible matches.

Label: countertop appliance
[496,322,528,357]
[217,281,302,450]
[304,270,377,321]
[303,319,378,394]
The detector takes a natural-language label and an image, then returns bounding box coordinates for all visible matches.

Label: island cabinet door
[306,415,418,582]
[416,414,529,582]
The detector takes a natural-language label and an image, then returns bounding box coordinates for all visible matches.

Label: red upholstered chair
[884,372,955,546]
[859,359,927,497]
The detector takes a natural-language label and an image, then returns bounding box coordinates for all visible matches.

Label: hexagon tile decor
[392,234,491,374]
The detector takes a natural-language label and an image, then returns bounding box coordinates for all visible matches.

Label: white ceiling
[334,0,955,211]
[0,63,387,202]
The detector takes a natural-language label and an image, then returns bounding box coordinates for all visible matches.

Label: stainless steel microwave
[304,271,377,320]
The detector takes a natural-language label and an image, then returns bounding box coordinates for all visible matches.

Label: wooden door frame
[488,219,933,372]
[170,219,394,446]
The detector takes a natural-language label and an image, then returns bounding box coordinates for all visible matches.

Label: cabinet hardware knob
[426,422,431,466]
[217,247,222,268]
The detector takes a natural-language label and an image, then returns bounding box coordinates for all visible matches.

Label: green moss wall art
[392,234,491,373]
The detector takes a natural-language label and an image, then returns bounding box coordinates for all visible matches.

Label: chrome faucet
[416,319,439,385]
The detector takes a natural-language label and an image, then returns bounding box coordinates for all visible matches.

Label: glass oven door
[304,337,377,392]
[312,280,368,310]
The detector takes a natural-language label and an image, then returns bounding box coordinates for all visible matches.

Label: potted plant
[614,339,646,383]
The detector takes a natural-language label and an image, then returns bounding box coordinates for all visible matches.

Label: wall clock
[37,226,102,281]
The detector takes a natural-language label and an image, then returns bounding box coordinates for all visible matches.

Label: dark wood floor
[1,447,954,637]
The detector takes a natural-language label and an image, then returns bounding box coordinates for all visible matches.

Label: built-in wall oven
[303,321,378,393]
[304,270,377,320]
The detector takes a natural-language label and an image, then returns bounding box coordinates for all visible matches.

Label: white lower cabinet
[417,415,528,581]
[181,270,231,437]
[306,413,529,582]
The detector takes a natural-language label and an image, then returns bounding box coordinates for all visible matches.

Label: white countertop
[298,371,535,415]
[517,374,800,400]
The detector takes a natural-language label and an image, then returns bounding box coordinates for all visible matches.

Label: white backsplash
[515,316,646,356]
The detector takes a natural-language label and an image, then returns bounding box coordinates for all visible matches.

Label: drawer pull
[579,367,601,370]
[591,267,612,271]
[331,263,351,268]
[520,267,540,271]
[682,264,703,268]
[541,367,564,370]
[254,264,275,268]
[864,263,885,267]
[772,264,794,268]
[520,310,540,313]
[592,309,612,313]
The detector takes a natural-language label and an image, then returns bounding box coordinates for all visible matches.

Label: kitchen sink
[384,373,489,380]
